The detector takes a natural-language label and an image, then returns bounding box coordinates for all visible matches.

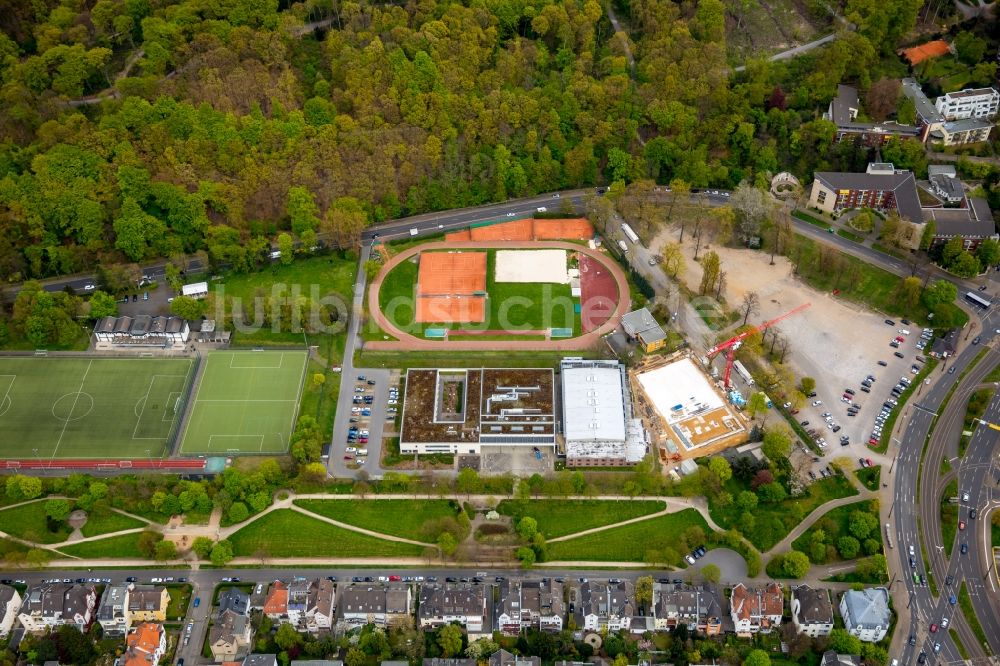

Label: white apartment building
[935,87,1000,121]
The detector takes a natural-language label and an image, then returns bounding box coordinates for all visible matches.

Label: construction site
[631,352,750,473]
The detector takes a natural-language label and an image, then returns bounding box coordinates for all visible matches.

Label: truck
[733,360,754,386]
[409,228,418,236]
[621,223,639,244]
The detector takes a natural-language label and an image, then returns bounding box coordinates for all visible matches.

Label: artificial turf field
[0,357,194,459]
[178,350,307,455]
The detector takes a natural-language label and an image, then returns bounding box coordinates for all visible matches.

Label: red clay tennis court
[416,296,486,323]
[445,218,593,242]
[579,254,618,332]
[416,252,487,295]
[415,251,487,323]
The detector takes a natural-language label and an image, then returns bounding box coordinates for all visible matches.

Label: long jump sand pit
[495,249,568,284]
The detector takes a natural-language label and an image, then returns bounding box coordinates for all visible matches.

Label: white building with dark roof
[417,584,488,636]
[791,585,834,637]
[0,586,22,638]
[94,315,189,349]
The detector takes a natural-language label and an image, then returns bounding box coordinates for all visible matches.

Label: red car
[389,575,401,582]
[929,623,938,633]
[895,336,905,343]
[959,520,966,530]
[866,458,873,466]
[343,455,352,460]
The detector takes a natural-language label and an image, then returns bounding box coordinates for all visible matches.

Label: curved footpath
[366,240,631,351]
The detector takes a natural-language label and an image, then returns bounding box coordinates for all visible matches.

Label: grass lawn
[940,479,958,557]
[0,502,73,544]
[546,509,710,562]
[80,510,146,538]
[0,537,29,559]
[950,628,970,660]
[228,509,426,558]
[711,475,858,551]
[293,499,459,541]
[837,229,864,243]
[378,249,581,335]
[959,388,992,456]
[496,499,665,539]
[855,465,881,491]
[958,581,989,649]
[57,533,145,559]
[791,499,883,562]
[165,585,192,620]
[297,357,341,440]
[212,253,357,347]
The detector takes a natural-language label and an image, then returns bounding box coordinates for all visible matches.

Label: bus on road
[621,223,640,244]
[965,291,992,309]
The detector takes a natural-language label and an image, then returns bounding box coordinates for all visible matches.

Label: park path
[366,240,630,351]
[546,497,722,543]
[284,502,433,547]
[763,486,876,557]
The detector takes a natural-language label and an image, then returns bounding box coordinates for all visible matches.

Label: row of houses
[0,583,170,666]
[219,648,544,666]
[197,579,891,663]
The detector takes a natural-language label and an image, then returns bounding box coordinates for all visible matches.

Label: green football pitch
[0,357,194,459]
[179,350,307,455]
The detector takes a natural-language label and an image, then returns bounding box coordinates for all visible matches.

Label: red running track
[579,254,619,333]
[1,459,207,470]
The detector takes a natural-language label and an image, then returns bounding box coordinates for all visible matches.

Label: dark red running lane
[579,254,619,333]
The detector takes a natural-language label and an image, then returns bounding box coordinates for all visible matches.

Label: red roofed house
[730,583,784,637]
[263,581,288,621]
[123,622,166,666]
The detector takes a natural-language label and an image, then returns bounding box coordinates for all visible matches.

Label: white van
[357,448,368,456]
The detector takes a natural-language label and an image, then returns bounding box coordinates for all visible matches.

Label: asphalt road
[890,303,1000,665]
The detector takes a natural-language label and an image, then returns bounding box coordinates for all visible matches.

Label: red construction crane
[706,303,811,390]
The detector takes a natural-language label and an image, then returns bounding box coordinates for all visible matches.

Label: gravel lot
[652,231,926,466]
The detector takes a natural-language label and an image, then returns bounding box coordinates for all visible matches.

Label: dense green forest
[0,0,982,282]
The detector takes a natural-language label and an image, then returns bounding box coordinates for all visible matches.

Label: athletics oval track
[366,240,630,351]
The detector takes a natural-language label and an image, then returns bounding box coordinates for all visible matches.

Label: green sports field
[0,357,194,459]
[179,350,307,455]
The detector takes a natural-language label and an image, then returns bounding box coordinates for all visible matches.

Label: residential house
[497,579,564,635]
[263,581,289,621]
[489,650,541,666]
[292,661,344,666]
[249,583,269,611]
[653,584,724,635]
[621,308,668,353]
[573,580,635,633]
[935,87,1000,121]
[243,656,279,666]
[729,583,783,636]
[209,609,254,662]
[216,588,251,618]
[97,584,131,637]
[384,584,412,628]
[339,585,387,627]
[127,586,168,624]
[821,653,861,666]
[18,584,96,634]
[123,622,166,666]
[931,329,959,358]
[0,585,22,638]
[839,588,891,642]
[279,578,336,633]
[790,586,834,637]
[418,584,488,636]
[824,84,921,146]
